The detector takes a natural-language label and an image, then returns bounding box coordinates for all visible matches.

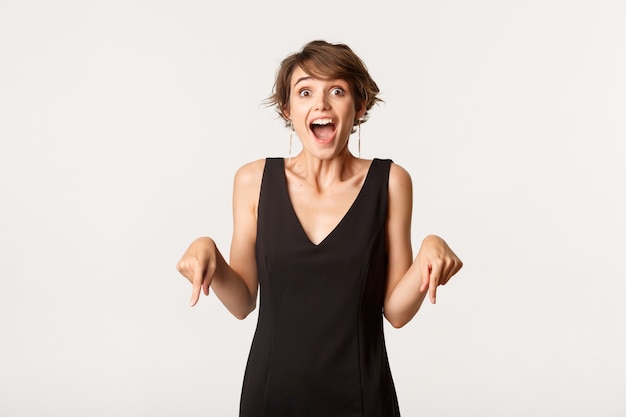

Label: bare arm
[176,160,265,319]
[383,164,463,328]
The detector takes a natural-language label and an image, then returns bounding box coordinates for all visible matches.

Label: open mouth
[310,118,336,141]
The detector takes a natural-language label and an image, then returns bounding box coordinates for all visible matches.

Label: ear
[282,105,290,119]
[356,105,366,120]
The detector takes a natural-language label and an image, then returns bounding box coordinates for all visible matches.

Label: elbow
[232,301,256,320]
[233,312,249,320]
[385,306,420,328]
[388,318,409,329]
[384,311,410,329]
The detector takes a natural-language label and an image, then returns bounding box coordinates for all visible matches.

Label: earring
[288,121,294,165]
[357,119,361,158]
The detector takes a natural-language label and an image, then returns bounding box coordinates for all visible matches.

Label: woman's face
[284,66,363,160]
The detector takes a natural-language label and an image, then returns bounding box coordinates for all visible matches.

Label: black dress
[239,158,400,417]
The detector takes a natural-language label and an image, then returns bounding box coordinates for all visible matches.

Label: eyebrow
[293,76,313,87]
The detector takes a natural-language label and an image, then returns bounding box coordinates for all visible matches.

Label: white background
[1,1,625,416]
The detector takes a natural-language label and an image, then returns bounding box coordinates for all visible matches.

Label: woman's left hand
[415,235,463,304]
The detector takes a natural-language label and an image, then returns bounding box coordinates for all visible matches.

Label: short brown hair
[267,40,382,128]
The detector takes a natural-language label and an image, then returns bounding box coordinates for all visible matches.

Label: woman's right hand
[176,237,218,306]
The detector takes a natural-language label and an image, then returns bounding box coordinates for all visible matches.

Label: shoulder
[384,162,413,244]
[234,158,268,189]
[233,159,269,214]
[387,161,413,193]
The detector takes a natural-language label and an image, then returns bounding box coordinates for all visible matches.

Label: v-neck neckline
[280,158,377,248]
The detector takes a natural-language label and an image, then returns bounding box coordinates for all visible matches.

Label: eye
[330,87,345,96]
[298,89,311,97]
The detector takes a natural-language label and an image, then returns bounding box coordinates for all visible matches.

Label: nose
[314,93,331,111]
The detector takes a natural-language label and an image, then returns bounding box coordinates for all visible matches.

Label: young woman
[176,40,463,417]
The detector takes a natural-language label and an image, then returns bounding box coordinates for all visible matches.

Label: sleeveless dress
[239,157,400,417]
